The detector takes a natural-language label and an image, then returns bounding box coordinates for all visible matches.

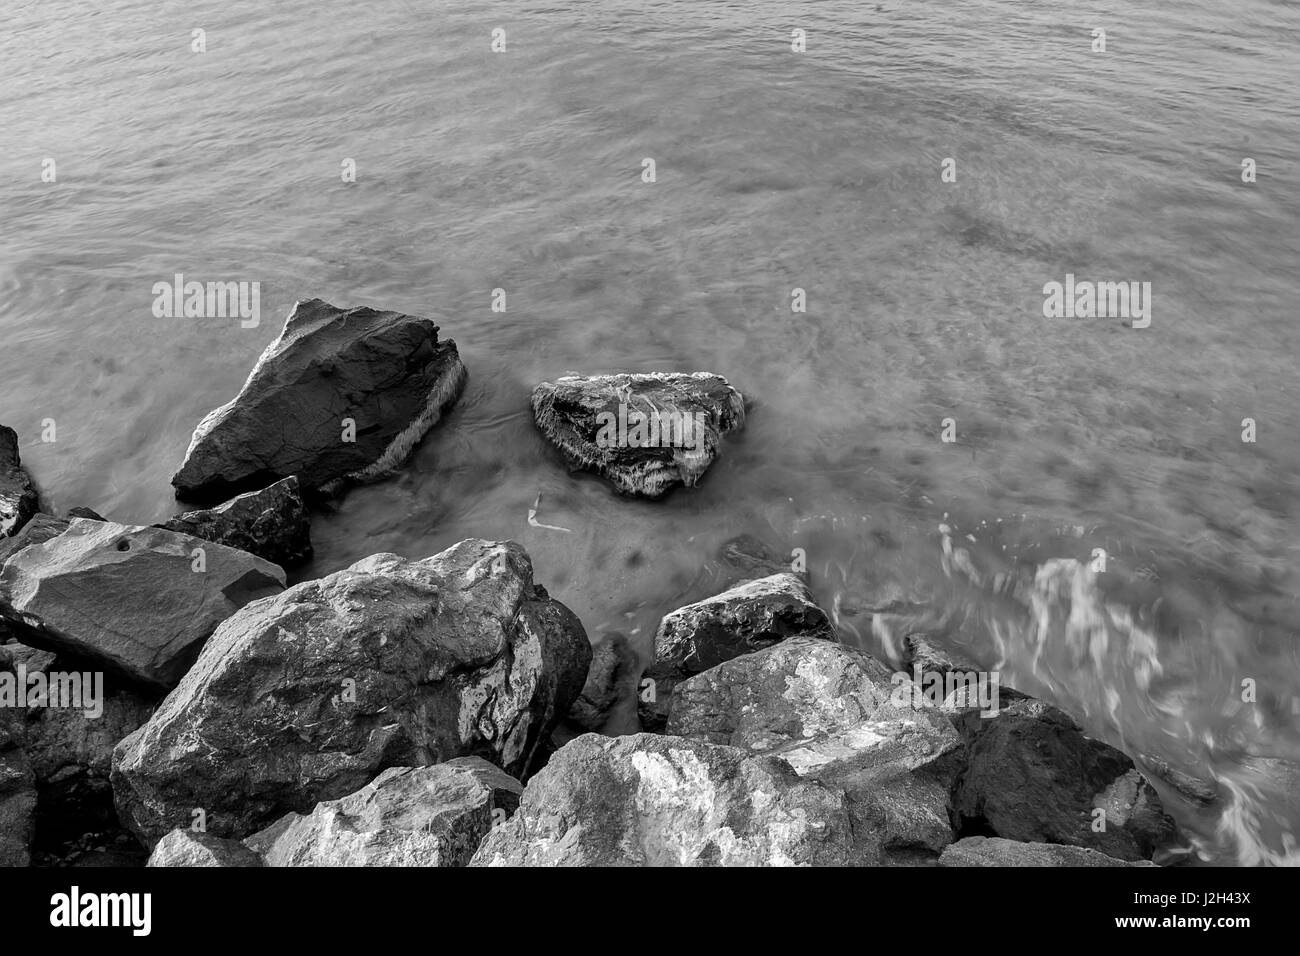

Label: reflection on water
[2,0,1298,863]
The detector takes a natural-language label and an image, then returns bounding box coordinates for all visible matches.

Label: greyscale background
[2,0,1298,869]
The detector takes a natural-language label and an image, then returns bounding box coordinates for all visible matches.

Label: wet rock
[0,514,67,568]
[0,426,39,538]
[471,733,867,866]
[566,632,640,733]
[951,697,1177,861]
[112,539,589,844]
[250,758,522,867]
[1139,753,1218,807]
[901,631,983,675]
[940,836,1158,867]
[0,519,286,690]
[717,533,790,579]
[171,298,467,503]
[148,830,262,868]
[668,636,961,860]
[0,711,35,866]
[531,372,745,498]
[156,476,312,568]
[65,508,106,522]
[23,690,155,851]
[641,572,833,731]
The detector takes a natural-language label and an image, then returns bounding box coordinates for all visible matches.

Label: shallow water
[2,0,1299,863]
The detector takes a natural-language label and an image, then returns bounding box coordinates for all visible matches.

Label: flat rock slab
[471,733,866,866]
[248,759,522,867]
[642,572,833,730]
[951,697,1177,861]
[148,831,263,867]
[171,298,467,503]
[0,425,39,538]
[0,519,286,690]
[669,636,962,859]
[531,372,744,498]
[156,476,312,568]
[112,539,590,844]
[940,836,1158,867]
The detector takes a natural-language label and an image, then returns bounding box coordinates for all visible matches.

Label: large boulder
[0,426,39,538]
[641,572,833,730]
[147,830,262,868]
[668,636,962,860]
[531,372,745,498]
[112,539,590,844]
[470,733,867,866]
[156,476,312,568]
[0,518,286,690]
[939,836,1157,867]
[171,299,467,503]
[0,711,35,866]
[950,697,1177,861]
[249,759,522,867]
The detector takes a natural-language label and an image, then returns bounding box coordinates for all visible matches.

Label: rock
[66,508,106,522]
[531,372,745,498]
[171,298,467,503]
[951,697,1177,861]
[148,830,262,867]
[249,758,523,867]
[0,519,286,690]
[0,642,57,675]
[718,534,790,579]
[566,632,640,733]
[668,636,961,860]
[0,426,39,538]
[939,836,1158,867]
[641,572,833,731]
[156,476,312,568]
[470,733,868,866]
[901,631,983,675]
[0,711,35,866]
[1139,753,1218,807]
[0,514,67,567]
[112,539,590,844]
[22,690,155,850]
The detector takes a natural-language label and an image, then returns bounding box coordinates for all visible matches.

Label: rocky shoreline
[0,298,1183,868]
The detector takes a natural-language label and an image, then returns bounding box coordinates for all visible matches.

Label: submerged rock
[171,299,467,503]
[250,759,522,867]
[112,539,589,844]
[0,426,39,538]
[668,636,961,860]
[565,632,640,734]
[641,572,833,730]
[156,476,312,568]
[470,733,866,866]
[950,697,1177,861]
[148,830,262,868]
[0,519,286,690]
[531,372,745,498]
[940,836,1157,867]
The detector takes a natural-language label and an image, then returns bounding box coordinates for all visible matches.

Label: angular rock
[641,572,833,731]
[251,758,522,867]
[901,631,983,676]
[0,426,39,538]
[950,697,1177,861]
[0,519,286,690]
[66,508,106,522]
[0,514,67,569]
[566,632,640,733]
[0,711,35,866]
[939,836,1158,867]
[668,636,962,860]
[470,733,867,866]
[156,476,312,568]
[112,539,589,844]
[531,372,745,499]
[171,298,467,503]
[148,830,262,867]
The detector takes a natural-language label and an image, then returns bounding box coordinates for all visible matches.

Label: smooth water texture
[2,0,1299,864]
